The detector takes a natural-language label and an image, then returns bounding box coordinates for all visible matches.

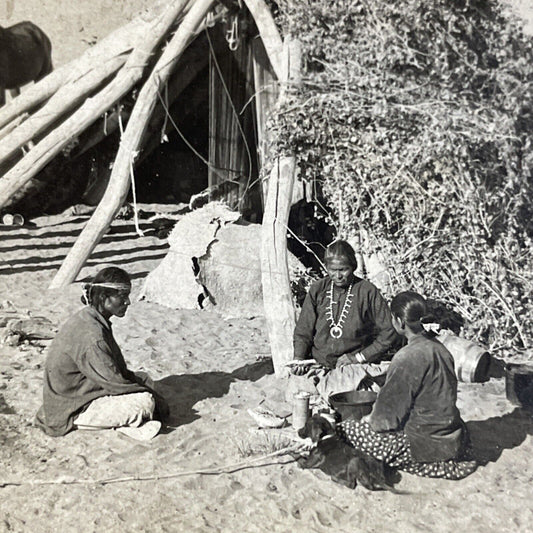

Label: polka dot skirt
[337,420,477,480]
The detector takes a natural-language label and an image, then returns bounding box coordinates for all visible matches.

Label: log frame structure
[0,0,298,377]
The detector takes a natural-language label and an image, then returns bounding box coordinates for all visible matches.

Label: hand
[335,354,355,368]
[292,364,311,376]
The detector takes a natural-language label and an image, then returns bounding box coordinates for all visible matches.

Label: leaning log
[0,0,192,211]
[242,0,283,80]
[0,113,28,142]
[49,0,218,288]
[4,23,226,214]
[0,54,128,166]
[0,17,151,131]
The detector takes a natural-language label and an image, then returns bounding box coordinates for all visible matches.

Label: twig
[0,444,304,489]
[285,225,327,272]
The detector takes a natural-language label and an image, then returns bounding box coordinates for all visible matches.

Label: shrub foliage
[268,0,533,356]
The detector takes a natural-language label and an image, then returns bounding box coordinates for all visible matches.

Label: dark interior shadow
[155,359,274,429]
[466,407,533,465]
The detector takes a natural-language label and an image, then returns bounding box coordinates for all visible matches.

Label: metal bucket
[505,363,533,409]
[329,390,377,422]
[437,331,491,383]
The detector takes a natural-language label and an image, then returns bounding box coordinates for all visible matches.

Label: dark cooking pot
[505,363,533,410]
[329,390,377,422]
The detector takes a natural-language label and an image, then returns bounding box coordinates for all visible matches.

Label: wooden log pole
[260,38,302,377]
[0,17,151,131]
[242,0,283,80]
[0,113,29,142]
[62,8,226,164]
[0,54,128,166]
[49,0,217,289]
[261,157,298,377]
[0,0,191,211]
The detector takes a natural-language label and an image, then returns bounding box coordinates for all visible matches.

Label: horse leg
[7,87,20,101]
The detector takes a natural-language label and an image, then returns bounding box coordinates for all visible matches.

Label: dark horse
[0,21,53,106]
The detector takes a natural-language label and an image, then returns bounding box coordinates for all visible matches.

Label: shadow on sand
[155,359,274,429]
[467,407,533,465]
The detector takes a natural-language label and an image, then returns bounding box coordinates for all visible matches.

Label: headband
[87,283,131,290]
[82,282,131,305]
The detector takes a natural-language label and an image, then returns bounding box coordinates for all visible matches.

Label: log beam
[49,0,217,289]
[0,113,28,143]
[0,54,128,166]
[242,0,283,80]
[0,0,191,211]
[260,38,301,377]
[0,17,150,131]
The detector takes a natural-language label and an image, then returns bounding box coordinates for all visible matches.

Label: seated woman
[35,267,168,438]
[289,240,398,400]
[338,291,477,479]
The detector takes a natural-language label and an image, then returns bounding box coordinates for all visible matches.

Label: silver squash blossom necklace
[326,282,353,339]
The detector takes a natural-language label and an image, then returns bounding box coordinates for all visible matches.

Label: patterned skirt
[337,420,477,480]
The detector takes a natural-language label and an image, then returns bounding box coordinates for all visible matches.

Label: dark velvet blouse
[293,276,398,368]
[369,333,465,462]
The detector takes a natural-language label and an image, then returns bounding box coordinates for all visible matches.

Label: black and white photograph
[1,0,532,531]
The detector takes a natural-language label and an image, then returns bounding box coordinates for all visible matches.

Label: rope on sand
[0,444,306,488]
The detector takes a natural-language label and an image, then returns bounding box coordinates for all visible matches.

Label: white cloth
[285,362,390,403]
[74,391,155,429]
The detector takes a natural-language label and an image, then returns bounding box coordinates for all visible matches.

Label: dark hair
[324,240,358,269]
[81,267,131,307]
[390,291,429,326]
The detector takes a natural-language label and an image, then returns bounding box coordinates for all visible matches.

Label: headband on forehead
[82,282,130,305]
[88,283,131,290]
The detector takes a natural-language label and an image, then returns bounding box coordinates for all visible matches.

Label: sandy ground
[0,216,532,533]
[1,1,533,532]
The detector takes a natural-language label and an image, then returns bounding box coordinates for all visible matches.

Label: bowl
[329,390,377,422]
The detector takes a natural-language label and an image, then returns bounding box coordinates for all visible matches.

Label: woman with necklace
[337,291,477,479]
[289,240,398,400]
